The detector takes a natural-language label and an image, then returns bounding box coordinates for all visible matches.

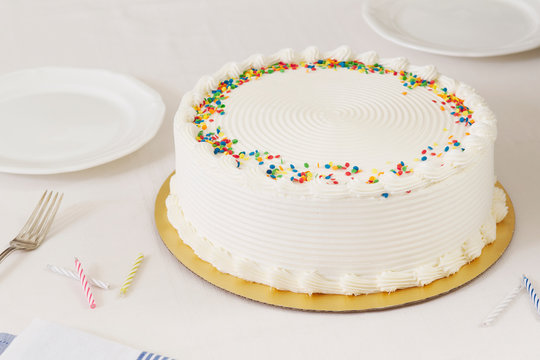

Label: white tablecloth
[0,0,539,358]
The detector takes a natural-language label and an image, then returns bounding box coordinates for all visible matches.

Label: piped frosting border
[174,46,498,198]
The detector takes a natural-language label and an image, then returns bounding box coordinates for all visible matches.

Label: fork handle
[0,246,17,264]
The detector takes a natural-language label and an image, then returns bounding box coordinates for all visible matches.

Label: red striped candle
[74,257,96,309]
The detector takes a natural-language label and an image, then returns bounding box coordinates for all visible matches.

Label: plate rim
[363,0,540,57]
[0,66,166,174]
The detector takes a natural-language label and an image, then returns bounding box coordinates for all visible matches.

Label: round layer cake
[166,46,508,295]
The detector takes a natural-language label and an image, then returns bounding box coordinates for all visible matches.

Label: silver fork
[0,191,63,264]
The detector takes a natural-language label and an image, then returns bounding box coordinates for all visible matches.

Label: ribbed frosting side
[166,182,507,294]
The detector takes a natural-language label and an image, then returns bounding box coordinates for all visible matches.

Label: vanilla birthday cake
[166,46,508,295]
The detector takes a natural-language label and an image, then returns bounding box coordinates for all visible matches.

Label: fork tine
[34,193,63,245]
[30,192,61,240]
[17,191,48,237]
[21,191,53,240]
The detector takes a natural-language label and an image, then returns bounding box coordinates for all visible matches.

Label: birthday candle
[74,257,96,309]
[120,253,144,295]
[522,275,540,315]
[46,264,110,290]
[482,280,524,327]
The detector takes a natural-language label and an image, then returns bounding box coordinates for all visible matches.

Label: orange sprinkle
[440,106,445,111]
[402,91,407,95]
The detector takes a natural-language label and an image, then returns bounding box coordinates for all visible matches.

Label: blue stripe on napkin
[0,333,15,355]
[138,351,173,360]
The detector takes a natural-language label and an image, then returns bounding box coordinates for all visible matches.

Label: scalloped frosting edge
[165,184,508,295]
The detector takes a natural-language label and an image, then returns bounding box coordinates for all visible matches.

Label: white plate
[363,0,540,57]
[0,67,165,174]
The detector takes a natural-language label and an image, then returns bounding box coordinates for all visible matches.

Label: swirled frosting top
[176,46,497,198]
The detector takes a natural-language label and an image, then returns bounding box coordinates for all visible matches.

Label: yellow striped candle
[120,253,144,295]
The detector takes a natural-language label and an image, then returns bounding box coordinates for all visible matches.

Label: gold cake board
[155,172,515,312]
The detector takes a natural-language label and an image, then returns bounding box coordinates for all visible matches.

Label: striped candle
[75,257,96,309]
[120,253,144,295]
[482,281,524,326]
[522,275,540,315]
[46,264,110,290]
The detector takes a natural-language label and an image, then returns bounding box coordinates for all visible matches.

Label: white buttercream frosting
[167,47,507,295]
[166,184,508,294]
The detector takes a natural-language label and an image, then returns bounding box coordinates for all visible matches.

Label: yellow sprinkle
[414,158,419,162]
[443,128,448,131]
[371,169,378,174]
[437,153,442,157]
[433,142,438,146]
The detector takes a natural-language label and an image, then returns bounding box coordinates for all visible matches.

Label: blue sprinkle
[381,193,389,198]
[444,146,449,152]
[259,161,264,165]
[266,170,272,174]
[324,164,331,169]
[269,164,275,169]
[290,164,295,169]
[421,156,427,161]
[427,146,433,150]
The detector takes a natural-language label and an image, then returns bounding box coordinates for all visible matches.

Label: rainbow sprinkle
[190,58,476,195]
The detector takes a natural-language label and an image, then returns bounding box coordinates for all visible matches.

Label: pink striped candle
[74,257,96,309]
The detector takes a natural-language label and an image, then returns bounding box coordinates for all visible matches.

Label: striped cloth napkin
[0,319,174,360]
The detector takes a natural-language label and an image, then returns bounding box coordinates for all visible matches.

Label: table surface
[0,1,539,358]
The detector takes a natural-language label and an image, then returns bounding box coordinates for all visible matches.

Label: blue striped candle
[522,275,540,315]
